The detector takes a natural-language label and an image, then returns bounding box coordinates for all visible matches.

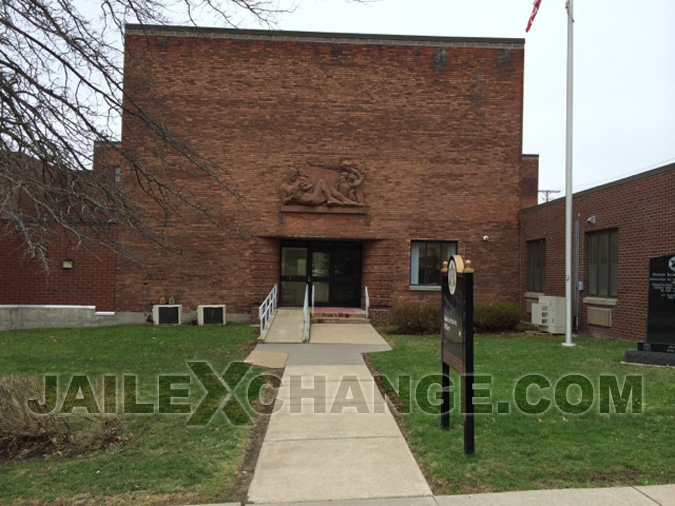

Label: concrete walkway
[263,308,304,343]
[309,323,386,344]
[188,484,675,505]
[246,325,432,504]
[236,323,675,506]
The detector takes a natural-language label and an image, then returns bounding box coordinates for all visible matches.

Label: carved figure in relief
[280,168,357,206]
[337,161,364,205]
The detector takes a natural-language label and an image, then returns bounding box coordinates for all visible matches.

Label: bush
[391,300,522,335]
[0,376,122,460]
[474,301,522,333]
[391,302,441,335]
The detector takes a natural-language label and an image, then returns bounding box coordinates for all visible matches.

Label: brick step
[312,309,367,318]
[311,317,370,324]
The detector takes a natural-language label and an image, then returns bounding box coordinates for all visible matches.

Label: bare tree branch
[0,0,302,269]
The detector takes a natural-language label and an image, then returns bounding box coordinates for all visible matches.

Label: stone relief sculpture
[280,161,365,207]
[337,161,364,205]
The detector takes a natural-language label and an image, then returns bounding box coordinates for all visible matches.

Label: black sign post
[441,255,475,455]
[625,253,675,366]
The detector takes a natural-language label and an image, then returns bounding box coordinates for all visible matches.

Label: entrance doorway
[280,241,362,308]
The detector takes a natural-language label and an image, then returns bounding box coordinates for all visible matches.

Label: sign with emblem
[440,254,475,455]
[442,255,473,373]
[642,253,675,352]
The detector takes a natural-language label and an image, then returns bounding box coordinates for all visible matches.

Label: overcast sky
[227,0,675,201]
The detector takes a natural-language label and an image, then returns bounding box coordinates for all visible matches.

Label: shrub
[0,376,122,460]
[390,302,441,335]
[474,301,522,333]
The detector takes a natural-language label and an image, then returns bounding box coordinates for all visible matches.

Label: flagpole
[562,0,576,347]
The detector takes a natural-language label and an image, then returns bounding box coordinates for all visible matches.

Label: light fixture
[586,215,596,224]
[62,258,74,270]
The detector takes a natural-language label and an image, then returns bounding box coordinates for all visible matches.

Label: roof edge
[124,24,525,48]
[521,161,675,213]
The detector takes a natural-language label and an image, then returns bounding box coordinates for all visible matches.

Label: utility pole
[538,190,562,203]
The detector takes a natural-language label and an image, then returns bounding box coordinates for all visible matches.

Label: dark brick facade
[520,163,675,341]
[113,26,532,317]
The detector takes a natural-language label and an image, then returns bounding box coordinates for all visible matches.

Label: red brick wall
[520,155,539,209]
[520,164,675,341]
[116,28,528,315]
[0,226,116,311]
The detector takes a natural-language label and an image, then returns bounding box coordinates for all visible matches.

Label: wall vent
[587,307,612,327]
[153,305,182,325]
[198,305,226,326]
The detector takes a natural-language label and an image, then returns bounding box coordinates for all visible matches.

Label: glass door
[280,241,362,307]
[331,245,362,307]
[311,249,331,305]
[280,247,308,306]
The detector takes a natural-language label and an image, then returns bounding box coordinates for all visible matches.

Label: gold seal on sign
[448,258,457,295]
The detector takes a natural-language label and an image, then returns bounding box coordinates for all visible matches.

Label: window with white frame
[410,241,458,286]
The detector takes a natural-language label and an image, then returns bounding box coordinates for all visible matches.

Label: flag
[526,0,543,32]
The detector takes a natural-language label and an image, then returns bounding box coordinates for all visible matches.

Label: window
[527,239,545,292]
[410,241,458,286]
[587,229,618,297]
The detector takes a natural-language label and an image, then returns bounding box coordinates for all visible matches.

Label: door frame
[279,240,362,308]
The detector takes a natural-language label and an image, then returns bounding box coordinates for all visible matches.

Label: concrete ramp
[263,308,305,343]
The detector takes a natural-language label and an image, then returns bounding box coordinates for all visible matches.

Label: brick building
[112,25,536,322]
[1,26,538,327]
[4,26,671,340]
[520,162,675,341]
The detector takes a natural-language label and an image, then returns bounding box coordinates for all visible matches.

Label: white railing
[259,284,278,339]
[303,284,310,342]
[365,286,370,320]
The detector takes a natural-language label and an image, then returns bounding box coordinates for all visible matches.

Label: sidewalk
[232,323,674,506]
[192,484,675,505]
[246,324,431,503]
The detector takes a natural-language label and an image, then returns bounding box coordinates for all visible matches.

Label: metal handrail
[303,284,310,342]
[311,284,315,317]
[259,284,278,339]
[365,286,370,320]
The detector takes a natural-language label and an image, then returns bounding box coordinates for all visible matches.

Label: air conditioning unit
[197,305,226,326]
[153,304,182,325]
[531,295,566,334]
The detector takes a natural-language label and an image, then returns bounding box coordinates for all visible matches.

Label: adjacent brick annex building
[520,162,675,341]
[2,25,537,326]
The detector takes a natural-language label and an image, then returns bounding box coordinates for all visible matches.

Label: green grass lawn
[368,332,675,494]
[0,324,260,505]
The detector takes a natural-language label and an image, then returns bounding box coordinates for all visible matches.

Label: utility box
[197,305,226,326]
[531,295,566,334]
[153,304,182,325]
